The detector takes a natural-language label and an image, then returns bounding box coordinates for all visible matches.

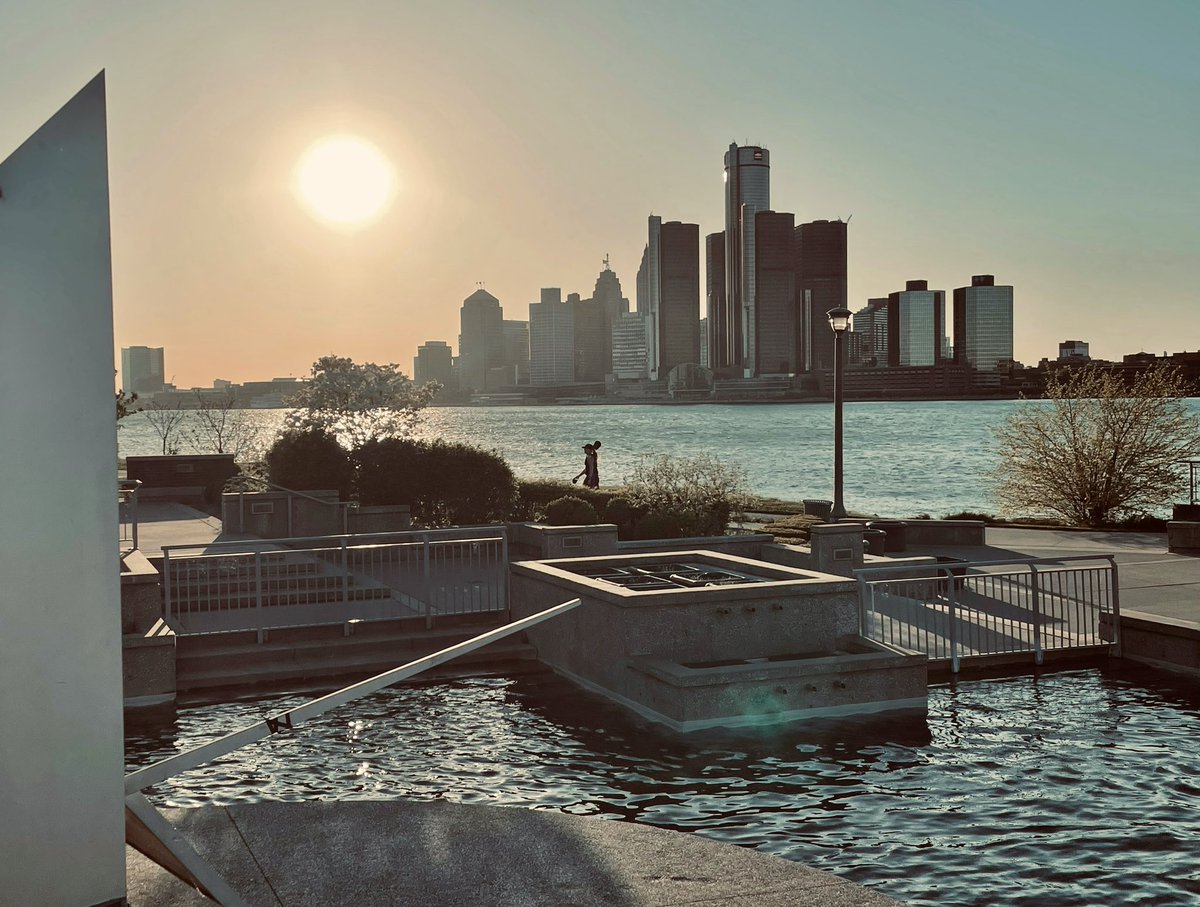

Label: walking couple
[572,440,602,489]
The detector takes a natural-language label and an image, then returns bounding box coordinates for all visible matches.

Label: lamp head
[826,306,852,334]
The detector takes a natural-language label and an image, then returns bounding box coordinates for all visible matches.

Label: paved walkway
[907,526,1199,623]
[126,802,901,906]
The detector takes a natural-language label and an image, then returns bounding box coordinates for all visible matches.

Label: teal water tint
[117,399,1200,518]
[126,665,1200,906]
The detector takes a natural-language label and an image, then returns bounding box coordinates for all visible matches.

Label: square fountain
[511,550,927,731]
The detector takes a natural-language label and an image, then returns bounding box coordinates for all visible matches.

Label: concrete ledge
[618,532,774,558]
[904,520,986,547]
[127,801,903,906]
[1167,521,1200,554]
[1120,609,1200,676]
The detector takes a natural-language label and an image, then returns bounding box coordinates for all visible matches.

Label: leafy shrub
[762,513,824,544]
[354,438,515,527]
[602,496,643,539]
[513,480,619,522]
[624,453,748,539]
[544,496,600,526]
[265,429,354,499]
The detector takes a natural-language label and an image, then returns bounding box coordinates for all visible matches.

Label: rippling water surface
[126,665,1200,906]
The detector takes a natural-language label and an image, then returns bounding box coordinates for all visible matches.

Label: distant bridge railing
[856,555,1120,673]
[161,526,508,635]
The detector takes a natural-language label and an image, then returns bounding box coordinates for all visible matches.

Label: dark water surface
[126,665,1200,906]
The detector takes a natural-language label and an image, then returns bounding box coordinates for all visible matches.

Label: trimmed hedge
[265,429,354,500]
[514,480,621,522]
[355,437,516,527]
[544,496,601,526]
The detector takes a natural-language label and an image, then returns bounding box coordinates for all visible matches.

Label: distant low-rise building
[1059,339,1090,362]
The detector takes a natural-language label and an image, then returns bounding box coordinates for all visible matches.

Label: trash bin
[867,520,908,553]
[803,499,833,520]
[863,528,887,556]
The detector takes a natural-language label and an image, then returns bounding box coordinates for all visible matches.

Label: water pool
[125,665,1200,906]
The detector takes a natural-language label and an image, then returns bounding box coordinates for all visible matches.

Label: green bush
[355,438,516,527]
[544,496,600,526]
[265,429,354,499]
[602,496,643,539]
[625,453,748,539]
[514,480,619,522]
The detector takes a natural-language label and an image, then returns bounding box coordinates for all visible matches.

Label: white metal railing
[125,597,582,906]
[856,555,1120,673]
[161,526,509,635]
[229,475,356,536]
[119,479,141,552]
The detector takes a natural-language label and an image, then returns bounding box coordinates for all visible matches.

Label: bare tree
[140,398,187,455]
[992,363,1200,526]
[184,388,265,461]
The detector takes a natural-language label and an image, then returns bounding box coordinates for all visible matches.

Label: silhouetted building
[705,231,730,370]
[529,288,574,385]
[953,275,1013,381]
[752,210,798,375]
[1059,339,1090,362]
[795,219,848,372]
[699,318,709,369]
[656,219,701,378]
[611,312,649,379]
[852,298,889,366]
[886,280,946,368]
[414,340,453,387]
[502,320,530,384]
[121,345,165,395]
[724,143,770,370]
[458,289,505,393]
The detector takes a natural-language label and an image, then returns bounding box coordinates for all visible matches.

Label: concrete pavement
[126,801,902,906]
[907,526,1199,623]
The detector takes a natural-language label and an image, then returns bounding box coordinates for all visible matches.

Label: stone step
[169,585,396,612]
[176,636,536,692]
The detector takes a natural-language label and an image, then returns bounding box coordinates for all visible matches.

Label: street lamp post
[827,306,852,521]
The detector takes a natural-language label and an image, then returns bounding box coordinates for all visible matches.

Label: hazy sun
[294,135,395,227]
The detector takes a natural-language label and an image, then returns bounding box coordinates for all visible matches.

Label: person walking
[572,440,602,488]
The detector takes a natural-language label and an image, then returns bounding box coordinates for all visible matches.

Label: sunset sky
[2,0,1197,388]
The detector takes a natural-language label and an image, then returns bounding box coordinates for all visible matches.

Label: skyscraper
[886,280,946,367]
[752,210,798,375]
[655,220,701,379]
[724,143,770,371]
[120,345,165,395]
[458,289,505,393]
[588,256,629,378]
[611,312,649,379]
[502,319,530,384]
[529,288,575,385]
[413,340,453,387]
[953,274,1014,378]
[795,219,848,372]
[852,298,889,366]
[705,231,728,371]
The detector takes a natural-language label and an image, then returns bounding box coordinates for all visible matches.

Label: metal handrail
[856,555,1120,672]
[118,478,142,551]
[229,474,356,535]
[125,596,583,907]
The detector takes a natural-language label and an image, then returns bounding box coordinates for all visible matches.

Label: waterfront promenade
[125,509,1197,904]
[126,801,902,906]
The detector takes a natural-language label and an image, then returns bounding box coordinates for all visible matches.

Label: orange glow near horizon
[293,135,395,228]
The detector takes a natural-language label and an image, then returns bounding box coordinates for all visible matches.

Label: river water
[117,399,1200,518]
[125,664,1200,907]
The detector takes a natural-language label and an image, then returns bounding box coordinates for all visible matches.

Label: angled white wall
[0,73,126,905]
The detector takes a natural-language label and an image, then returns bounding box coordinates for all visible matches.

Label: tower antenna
[602,253,611,271]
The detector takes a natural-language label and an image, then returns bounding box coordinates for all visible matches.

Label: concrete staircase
[175,613,536,694]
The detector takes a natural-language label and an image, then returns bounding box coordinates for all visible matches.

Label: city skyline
[3,1,1196,387]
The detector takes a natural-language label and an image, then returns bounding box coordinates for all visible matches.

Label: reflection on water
[126,665,1200,906]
